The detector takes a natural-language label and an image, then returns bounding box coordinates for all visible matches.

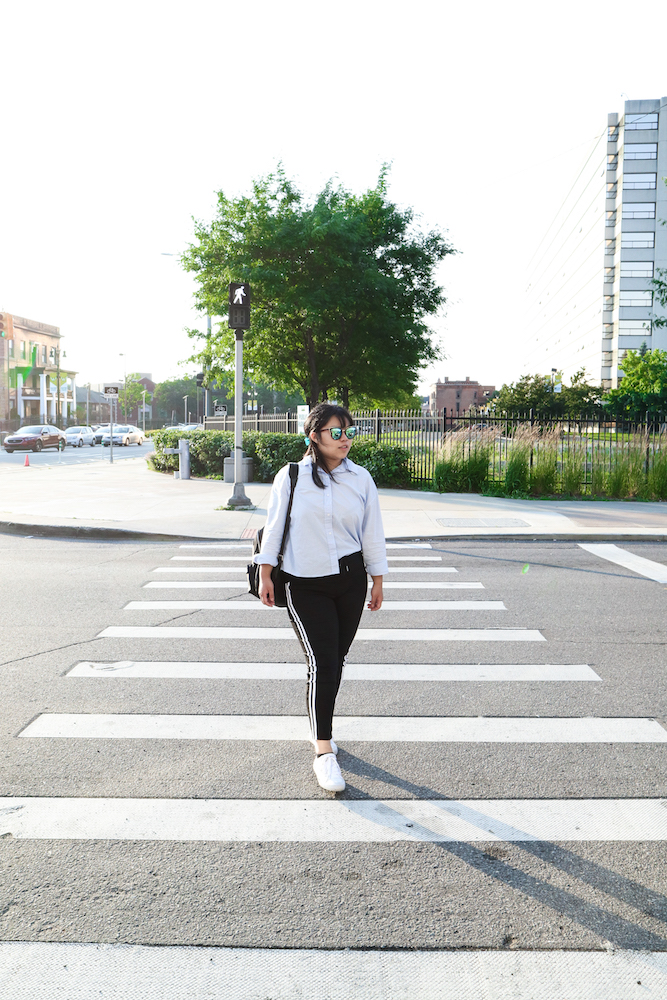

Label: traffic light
[196,372,205,387]
[0,314,5,338]
[228,283,251,330]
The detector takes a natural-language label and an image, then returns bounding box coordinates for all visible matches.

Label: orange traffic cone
[24,454,30,467]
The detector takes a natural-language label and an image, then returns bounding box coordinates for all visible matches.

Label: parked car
[101,424,145,447]
[64,425,97,447]
[3,425,67,453]
[93,424,110,444]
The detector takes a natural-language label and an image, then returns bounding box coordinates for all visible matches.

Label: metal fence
[196,409,667,491]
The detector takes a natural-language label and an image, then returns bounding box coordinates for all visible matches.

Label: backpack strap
[276,463,299,567]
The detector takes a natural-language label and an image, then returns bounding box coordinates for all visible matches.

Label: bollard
[164,438,191,480]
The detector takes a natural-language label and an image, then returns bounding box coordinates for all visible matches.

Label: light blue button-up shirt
[254,456,389,578]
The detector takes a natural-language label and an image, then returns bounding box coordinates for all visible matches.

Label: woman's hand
[367,575,383,611]
[259,564,275,607]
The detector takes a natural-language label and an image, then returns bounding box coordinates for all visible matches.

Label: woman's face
[312,417,351,468]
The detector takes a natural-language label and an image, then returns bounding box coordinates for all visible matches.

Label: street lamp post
[183,395,188,425]
[119,353,127,421]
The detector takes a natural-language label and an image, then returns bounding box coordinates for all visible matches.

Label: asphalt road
[1,536,667,984]
[0,438,153,467]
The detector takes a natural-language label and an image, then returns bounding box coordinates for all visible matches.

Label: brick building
[0,311,77,424]
[428,376,496,414]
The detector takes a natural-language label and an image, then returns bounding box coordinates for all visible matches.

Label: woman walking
[255,403,388,792]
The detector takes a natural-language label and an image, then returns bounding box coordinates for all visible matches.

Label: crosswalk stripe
[67,662,602,681]
[579,543,667,583]
[96,626,544,641]
[170,555,444,562]
[19,714,663,742]
[122,600,506,611]
[386,543,432,548]
[2,942,666,998]
[142,581,485,590]
[179,544,252,549]
[152,566,458,574]
[2,796,666,841]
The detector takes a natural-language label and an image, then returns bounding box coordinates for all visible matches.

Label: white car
[64,425,97,447]
[101,424,145,447]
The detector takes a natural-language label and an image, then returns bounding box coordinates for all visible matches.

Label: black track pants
[285,551,367,741]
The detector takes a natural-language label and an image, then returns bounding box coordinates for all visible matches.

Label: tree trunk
[306,329,320,405]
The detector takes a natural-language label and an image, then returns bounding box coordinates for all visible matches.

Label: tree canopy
[492,369,602,415]
[181,167,455,407]
[605,348,667,417]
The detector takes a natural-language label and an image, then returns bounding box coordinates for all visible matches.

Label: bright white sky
[2,0,666,396]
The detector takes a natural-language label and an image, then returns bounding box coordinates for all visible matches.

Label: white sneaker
[310,737,338,755]
[313,753,345,792]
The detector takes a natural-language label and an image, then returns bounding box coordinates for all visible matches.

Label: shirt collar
[302,455,357,475]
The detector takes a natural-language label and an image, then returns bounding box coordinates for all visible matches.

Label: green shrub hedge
[149,429,412,487]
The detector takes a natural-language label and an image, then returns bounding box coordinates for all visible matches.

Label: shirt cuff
[365,559,389,577]
[254,554,278,567]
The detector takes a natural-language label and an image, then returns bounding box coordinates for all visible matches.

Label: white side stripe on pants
[285,581,318,741]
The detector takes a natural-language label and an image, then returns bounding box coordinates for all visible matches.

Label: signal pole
[227,282,251,508]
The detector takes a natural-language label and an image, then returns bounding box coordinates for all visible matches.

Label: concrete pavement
[1,455,667,541]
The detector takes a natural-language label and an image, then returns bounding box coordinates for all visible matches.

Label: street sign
[214,404,227,416]
[228,283,251,330]
[297,405,309,435]
[103,384,120,397]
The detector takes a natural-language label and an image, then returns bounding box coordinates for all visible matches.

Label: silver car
[101,424,145,447]
[64,425,97,447]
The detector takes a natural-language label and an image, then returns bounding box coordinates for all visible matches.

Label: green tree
[121,373,147,421]
[492,369,601,415]
[604,348,667,417]
[152,376,199,422]
[181,167,455,407]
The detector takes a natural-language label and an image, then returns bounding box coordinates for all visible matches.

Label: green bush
[562,456,584,495]
[149,429,412,487]
[591,466,606,496]
[647,451,667,500]
[434,458,462,492]
[504,448,530,494]
[348,439,412,487]
[434,449,489,493]
[530,452,558,495]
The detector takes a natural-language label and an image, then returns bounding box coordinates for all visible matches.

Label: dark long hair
[304,402,353,489]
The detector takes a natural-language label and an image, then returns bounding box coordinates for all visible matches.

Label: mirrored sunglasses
[325,425,358,441]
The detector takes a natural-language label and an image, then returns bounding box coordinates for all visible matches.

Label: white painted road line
[579,543,667,583]
[385,543,432,548]
[1,943,666,1000]
[97,626,544,641]
[2,796,667,841]
[19,714,664,742]
[122,600,506,611]
[67,661,602,682]
[170,555,444,562]
[179,544,252,549]
[153,566,458,574]
[143,580,484,590]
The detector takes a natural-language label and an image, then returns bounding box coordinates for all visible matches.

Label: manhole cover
[436,517,530,527]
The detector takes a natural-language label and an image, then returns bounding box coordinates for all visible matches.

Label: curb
[1,520,667,544]
[0,521,230,543]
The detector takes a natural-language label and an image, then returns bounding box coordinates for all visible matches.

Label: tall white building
[524,97,667,389]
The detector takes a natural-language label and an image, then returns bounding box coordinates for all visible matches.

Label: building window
[605,238,616,252]
[604,295,614,310]
[622,203,655,219]
[603,324,614,338]
[620,261,653,278]
[42,345,47,364]
[625,113,658,130]
[608,125,620,142]
[20,341,26,359]
[607,154,618,169]
[624,144,658,160]
[620,291,653,307]
[607,181,617,198]
[621,232,654,249]
[619,320,651,336]
[606,211,617,226]
[623,173,656,190]
[8,339,14,358]
[605,266,615,280]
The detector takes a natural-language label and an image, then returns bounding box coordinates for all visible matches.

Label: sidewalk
[1,457,666,541]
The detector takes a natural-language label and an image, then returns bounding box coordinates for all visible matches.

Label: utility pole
[205,314,212,420]
[227,283,251,507]
[141,389,147,434]
[86,384,90,426]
